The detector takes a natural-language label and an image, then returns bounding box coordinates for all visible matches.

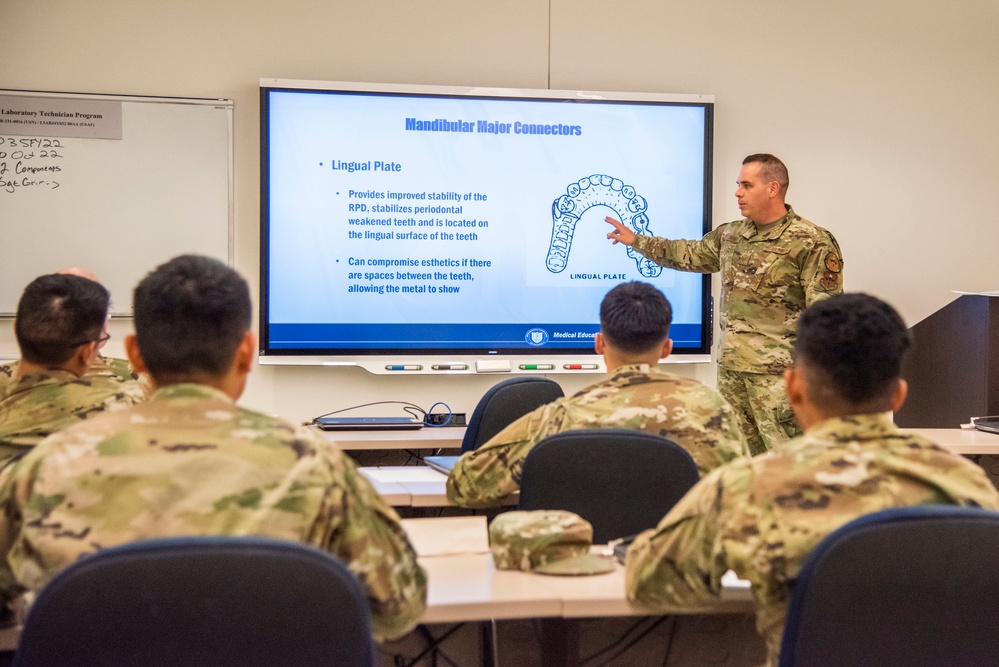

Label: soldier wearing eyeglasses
[0,273,144,462]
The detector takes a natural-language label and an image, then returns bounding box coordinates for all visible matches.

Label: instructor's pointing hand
[605,216,636,246]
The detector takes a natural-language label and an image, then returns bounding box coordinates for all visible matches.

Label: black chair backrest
[461,376,564,453]
[517,429,700,544]
[15,536,374,667]
[779,505,999,667]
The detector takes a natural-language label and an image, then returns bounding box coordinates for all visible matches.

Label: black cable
[660,615,678,666]
[305,400,427,426]
[578,617,652,665]
[586,616,674,667]
[306,400,454,428]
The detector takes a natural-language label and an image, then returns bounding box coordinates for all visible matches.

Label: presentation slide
[262,84,711,354]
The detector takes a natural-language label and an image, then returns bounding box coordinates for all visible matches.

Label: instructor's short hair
[599,282,672,355]
[744,153,789,195]
[15,274,110,366]
[794,293,912,407]
[133,255,251,379]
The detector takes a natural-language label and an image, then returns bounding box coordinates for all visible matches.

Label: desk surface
[322,426,999,454]
[354,429,999,507]
[360,466,450,507]
[403,517,752,625]
[360,466,517,507]
[910,428,999,455]
[312,425,465,451]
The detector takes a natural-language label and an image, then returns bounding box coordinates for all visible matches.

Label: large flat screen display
[260,79,713,374]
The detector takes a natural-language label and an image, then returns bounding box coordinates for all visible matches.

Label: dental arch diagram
[545,174,663,278]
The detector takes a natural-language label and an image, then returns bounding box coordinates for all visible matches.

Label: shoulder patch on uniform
[821,271,840,290]
[825,255,842,273]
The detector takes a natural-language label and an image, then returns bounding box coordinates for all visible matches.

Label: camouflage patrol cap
[488,510,615,576]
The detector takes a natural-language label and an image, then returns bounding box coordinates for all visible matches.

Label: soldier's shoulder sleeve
[632,225,726,274]
[795,222,844,303]
[0,364,13,397]
[447,401,564,508]
[315,449,427,641]
[702,386,751,462]
[0,441,52,605]
[625,462,749,607]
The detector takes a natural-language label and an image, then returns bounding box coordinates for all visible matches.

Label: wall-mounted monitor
[259,78,713,375]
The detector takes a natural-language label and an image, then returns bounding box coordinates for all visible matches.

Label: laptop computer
[424,455,461,475]
[973,416,999,435]
[610,534,638,563]
[316,416,423,431]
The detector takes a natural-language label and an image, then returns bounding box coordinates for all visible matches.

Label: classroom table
[403,516,752,621]
[353,428,999,507]
[417,551,752,623]
[323,425,999,454]
[360,466,450,507]
[401,516,753,667]
[910,428,999,455]
[0,625,16,653]
[360,466,517,507]
[311,425,465,451]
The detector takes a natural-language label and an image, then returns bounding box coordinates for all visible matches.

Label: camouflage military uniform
[0,364,12,396]
[0,383,427,641]
[89,355,141,384]
[631,206,843,454]
[0,367,146,463]
[446,363,748,508]
[0,356,145,399]
[2,355,139,383]
[624,413,999,666]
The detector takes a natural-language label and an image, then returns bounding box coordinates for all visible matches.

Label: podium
[895,295,999,428]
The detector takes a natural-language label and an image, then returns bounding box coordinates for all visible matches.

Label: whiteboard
[0,90,232,315]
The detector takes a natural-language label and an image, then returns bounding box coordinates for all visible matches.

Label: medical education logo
[525,328,550,347]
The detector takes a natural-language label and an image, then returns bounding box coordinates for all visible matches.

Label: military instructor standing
[605,154,844,454]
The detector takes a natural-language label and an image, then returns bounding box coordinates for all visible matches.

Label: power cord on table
[304,400,454,427]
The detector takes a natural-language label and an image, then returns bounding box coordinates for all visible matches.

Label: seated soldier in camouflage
[0,273,145,463]
[0,268,145,399]
[446,281,749,509]
[0,255,426,642]
[625,293,999,666]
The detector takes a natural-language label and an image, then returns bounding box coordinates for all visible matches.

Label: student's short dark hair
[15,274,110,366]
[794,293,912,406]
[599,282,672,354]
[133,255,251,379]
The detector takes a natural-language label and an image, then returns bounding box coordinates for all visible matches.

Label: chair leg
[480,620,497,667]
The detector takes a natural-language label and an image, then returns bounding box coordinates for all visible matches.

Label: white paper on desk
[401,516,490,557]
[363,467,447,483]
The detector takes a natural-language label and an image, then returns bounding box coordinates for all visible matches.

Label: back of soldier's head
[599,282,672,355]
[15,274,110,366]
[794,293,912,411]
[133,255,251,381]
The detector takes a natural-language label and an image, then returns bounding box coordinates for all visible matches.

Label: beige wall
[2,0,997,422]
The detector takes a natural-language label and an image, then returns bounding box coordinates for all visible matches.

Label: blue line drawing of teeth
[545,174,662,278]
